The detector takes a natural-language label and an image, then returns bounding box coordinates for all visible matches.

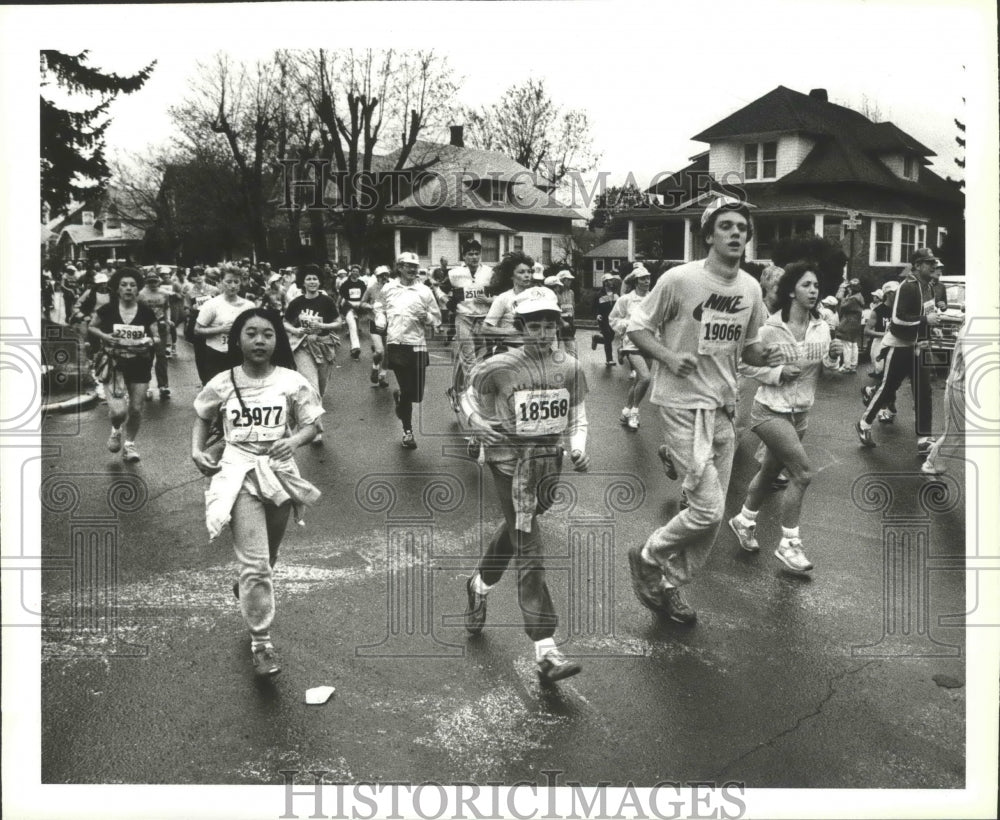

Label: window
[611,259,621,272]
[903,156,915,179]
[917,225,926,248]
[82,211,94,227]
[753,216,815,259]
[900,224,917,262]
[541,237,552,265]
[299,230,312,247]
[512,235,523,254]
[480,232,500,264]
[594,258,605,274]
[458,232,475,256]
[400,229,429,258]
[874,222,893,263]
[937,226,948,248]
[744,142,778,180]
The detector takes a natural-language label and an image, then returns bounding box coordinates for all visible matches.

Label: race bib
[224,391,288,443]
[697,311,743,355]
[513,388,571,436]
[299,308,323,328]
[347,287,363,301]
[193,294,211,308]
[374,310,387,330]
[112,323,147,347]
[463,287,485,302]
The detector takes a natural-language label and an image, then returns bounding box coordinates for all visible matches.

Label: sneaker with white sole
[627,545,666,613]
[627,410,640,431]
[916,438,936,457]
[537,648,581,683]
[401,430,417,449]
[251,644,281,678]
[921,459,946,477]
[464,576,487,635]
[122,441,140,463]
[877,408,895,424]
[855,420,876,448]
[619,408,630,426]
[774,539,814,572]
[728,515,760,552]
[106,427,122,453]
[661,587,697,624]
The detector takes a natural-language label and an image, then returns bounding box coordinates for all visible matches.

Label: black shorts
[114,354,153,385]
[369,321,387,338]
[385,344,429,402]
[559,317,576,340]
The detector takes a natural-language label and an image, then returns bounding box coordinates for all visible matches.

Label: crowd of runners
[47,197,964,681]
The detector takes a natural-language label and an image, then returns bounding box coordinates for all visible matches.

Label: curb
[41,391,101,416]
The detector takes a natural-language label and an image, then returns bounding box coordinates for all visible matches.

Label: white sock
[917,436,931,445]
[739,506,758,525]
[622,406,630,416]
[858,419,872,430]
[124,439,135,446]
[780,526,800,546]
[471,573,492,595]
[534,637,557,661]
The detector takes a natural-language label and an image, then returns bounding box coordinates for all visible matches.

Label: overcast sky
[24,0,989,195]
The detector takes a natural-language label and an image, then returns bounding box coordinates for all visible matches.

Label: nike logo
[693,294,750,320]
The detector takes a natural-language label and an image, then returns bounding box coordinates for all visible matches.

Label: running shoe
[464,575,487,636]
[916,438,936,457]
[774,539,814,572]
[159,387,171,399]
[771,473,790,490]
[370,366,380,385]
[619,408,630,426]
[627,545,666,613]
[861,385,875,406]
[537,648,581,683]
[605,360,616,368]
[920,459,946,477]
[627,410,640,431]
[251,644,281,678]
[378,375,389,388]
[106,426,122,453]
[591,334,600,351]
[401,430,417,449]
[855,420,876,448]
[661,587,697,624]
[728,515,760,552]
[122,441,141,463]
[145,388,154,400]
[657,445,678,480]
[311,432,323,446]
[877,408,895,424]
[350,347,361,360]
[446,387,460,413]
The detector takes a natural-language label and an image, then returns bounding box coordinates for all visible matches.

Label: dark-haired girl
[191,308,323,678]
[728,263,843,573]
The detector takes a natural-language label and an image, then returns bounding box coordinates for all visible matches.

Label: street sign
[847,209,860,219]
[844,218,862,230]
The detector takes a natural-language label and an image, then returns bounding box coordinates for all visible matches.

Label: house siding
[708,141,744,180]
[776,133,815,177]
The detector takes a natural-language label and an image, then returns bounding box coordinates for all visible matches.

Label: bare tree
[463,78,600,188]
[289,49,460,265]
[170,53,288,260]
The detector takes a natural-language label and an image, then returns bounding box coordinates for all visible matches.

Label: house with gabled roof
[620,86,964,282]
[50,186,153,266]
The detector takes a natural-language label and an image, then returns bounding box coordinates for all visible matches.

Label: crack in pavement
[713,659,877,779]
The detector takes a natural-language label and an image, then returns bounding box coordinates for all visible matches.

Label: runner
[358,264,392,388]
[338,265,367,359]
[591,274,620,367]
[481,252,535,347]
[856,247,942,456]
[921,321,968,477]
[727,262,844,573]
[191,307,323,679]
[87,268,160,463]
[136,269,173,399]
[182,267,219,386]
[608,265,652,431]
[284,263,342,446]
[166,266,186,358]
[195,267,256,383]
[383,251,442,449]
[460,286,590,683]
[72,271,113,399]
[625,196,780,622]
[554,269,578,357]
[446,240,494,413]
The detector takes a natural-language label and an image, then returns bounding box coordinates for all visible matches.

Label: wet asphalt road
[37,335,967,789]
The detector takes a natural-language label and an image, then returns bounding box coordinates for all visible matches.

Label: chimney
[808,88,828,102]
[449,125,464,148]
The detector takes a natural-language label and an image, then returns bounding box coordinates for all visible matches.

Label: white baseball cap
[700,195,747,228]
[556,269,575,281]
[514,286,561,315]
[543,275,561,287]
[397,251,420,266]
[374,265,391,276]
[821,295,838,307]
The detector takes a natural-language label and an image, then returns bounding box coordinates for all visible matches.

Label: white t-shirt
[197,294,256,353]
[448,265,494,317]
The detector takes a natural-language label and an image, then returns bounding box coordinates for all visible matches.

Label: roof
[584,238,629,258]
[59,225,102,244]
[381,140,583,221]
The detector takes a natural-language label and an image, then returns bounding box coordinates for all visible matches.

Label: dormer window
[902,156,917,180]
[81,211,94,226]
[744,142,777,180]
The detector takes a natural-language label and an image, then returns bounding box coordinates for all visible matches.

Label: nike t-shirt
[627,260,764,409]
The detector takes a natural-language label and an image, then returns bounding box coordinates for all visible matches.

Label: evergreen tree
[40,50,155,216]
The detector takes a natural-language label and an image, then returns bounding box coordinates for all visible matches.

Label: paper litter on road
[305,685,336,705]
